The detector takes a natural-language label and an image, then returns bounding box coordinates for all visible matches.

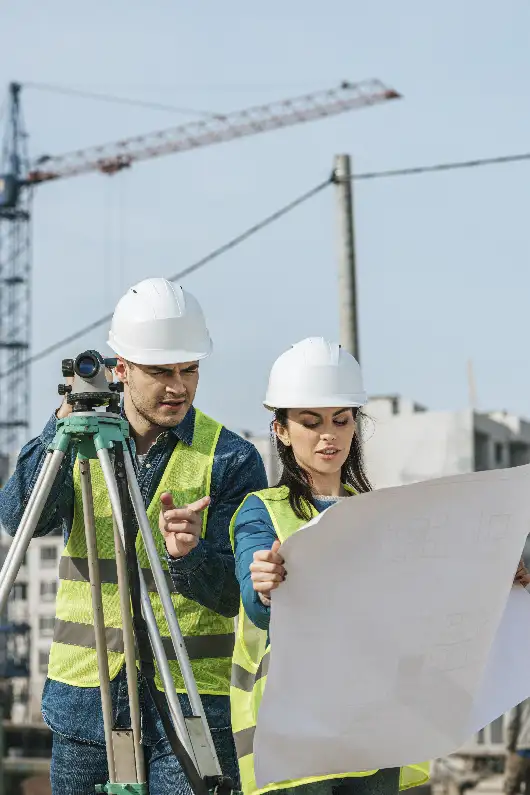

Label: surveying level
[58,350,124,412]
[0,353,237,795]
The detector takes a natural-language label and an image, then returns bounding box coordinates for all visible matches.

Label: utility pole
[333,154,360,361]
[467,358,478,410]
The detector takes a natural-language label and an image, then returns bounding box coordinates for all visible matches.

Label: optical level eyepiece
[61,351,117,381]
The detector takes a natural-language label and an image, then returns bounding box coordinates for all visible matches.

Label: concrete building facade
[5,534,62,722]
[362,395,530,569]
[362,395,530,488]
[245,433,281,486]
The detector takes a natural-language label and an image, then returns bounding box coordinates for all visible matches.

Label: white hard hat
[107,278,212,365]
[264,337,367,410]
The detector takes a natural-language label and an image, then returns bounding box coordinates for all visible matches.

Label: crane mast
[0,83,31,476]
[0,77,400,470]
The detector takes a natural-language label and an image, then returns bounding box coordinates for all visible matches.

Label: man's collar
[120,404,195,447]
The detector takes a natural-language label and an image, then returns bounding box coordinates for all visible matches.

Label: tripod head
[58,350,124,413]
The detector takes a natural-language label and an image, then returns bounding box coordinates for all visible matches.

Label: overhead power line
[353,152,530,181]
[4,148,530,380]
[24,82,220,119]
[0,177,332,379]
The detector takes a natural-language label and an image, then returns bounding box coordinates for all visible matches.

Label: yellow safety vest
[230,486,430,795]
[48,409,235,695]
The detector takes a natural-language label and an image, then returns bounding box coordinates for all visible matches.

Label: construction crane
[0,78,400,468]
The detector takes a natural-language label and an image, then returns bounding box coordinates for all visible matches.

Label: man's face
[115,359,200,428]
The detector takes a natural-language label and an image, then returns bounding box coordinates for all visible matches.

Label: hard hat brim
[107,335,213,365]
[263,392,367,412]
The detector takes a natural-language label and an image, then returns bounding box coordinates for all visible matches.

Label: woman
[229,337,430,795]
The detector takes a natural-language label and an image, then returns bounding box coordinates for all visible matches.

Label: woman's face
[274,407,356,483]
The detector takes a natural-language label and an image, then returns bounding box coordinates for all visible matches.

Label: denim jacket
[0,406,268,743]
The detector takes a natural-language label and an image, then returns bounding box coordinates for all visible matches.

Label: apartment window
[13,689,28,705]
[10,583,27,601]
[40,546,58,567]
[39,650,49,674]
[40,581,58,601]
[39,616,55,637]
[474,431,490,471]
[495,442,504,466]
[510,442,530,467]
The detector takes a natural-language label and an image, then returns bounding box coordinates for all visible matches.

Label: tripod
[0,351,235,795]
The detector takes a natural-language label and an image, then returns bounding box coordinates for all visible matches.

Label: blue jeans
[50,727,238,795]
[47,671,238,795]
[280,769,400,795]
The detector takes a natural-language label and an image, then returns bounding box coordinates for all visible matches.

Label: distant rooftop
[367,394,428,415]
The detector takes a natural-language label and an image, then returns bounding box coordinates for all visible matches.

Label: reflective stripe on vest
[58,555,177,593]
[53,618,235,660]
[229,487,430,795]
[48,409,235,695]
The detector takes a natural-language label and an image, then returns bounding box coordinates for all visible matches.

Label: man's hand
[56,376,74,419]
[159,492,210,559]
[514,558,530,587]
[57,369,114,420]
[250,540,286,605]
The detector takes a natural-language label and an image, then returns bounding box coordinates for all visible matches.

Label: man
[505,699,530,795]
[0,278,268,794]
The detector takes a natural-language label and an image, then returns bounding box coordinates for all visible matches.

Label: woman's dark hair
[272,407,372,521]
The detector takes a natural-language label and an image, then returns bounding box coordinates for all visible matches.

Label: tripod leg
[79,459,117,784]
[96,448,146,785]
[137,573,195,759]
[109,445,209,795]
[112,516,147,785]
[0,449,65,614]
[1,452,54,577]
[121,450,223,778]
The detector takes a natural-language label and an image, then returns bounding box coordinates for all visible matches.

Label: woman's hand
[514,558,530,587]
[250,540,286,604]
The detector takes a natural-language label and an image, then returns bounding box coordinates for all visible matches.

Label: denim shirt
[0,406,268,743]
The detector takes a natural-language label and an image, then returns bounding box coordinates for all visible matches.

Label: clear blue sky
[2,0,530,439]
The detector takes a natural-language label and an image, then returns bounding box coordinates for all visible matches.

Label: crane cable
[23,82,221,119]
[118,171,127,295]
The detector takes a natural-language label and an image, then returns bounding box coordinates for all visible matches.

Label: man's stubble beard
[129,385,187,429]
